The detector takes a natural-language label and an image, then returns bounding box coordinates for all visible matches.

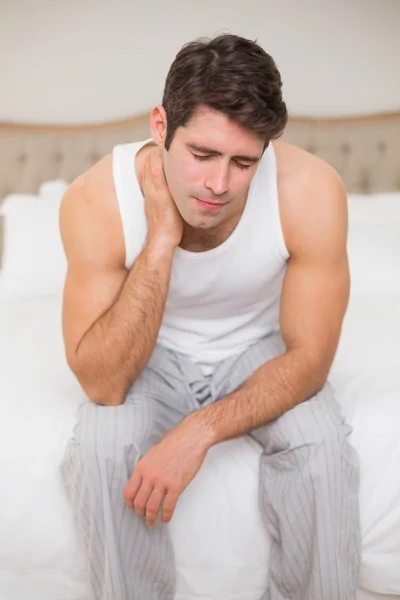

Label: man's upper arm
[60,156,127,368]
[279,162,350,382]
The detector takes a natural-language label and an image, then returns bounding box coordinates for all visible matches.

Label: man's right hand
[142,148,184,249]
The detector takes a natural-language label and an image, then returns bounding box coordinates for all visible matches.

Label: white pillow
[347,223,400,295]
[346,193,400,296]
[0,180,68,298]
[347,192,400,225]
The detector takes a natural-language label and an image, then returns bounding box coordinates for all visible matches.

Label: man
[60,33,361,600]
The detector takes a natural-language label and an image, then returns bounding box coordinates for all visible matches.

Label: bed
[0,112,399,600]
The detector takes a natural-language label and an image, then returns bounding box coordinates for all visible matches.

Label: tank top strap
[254,143,289,262]
[112,139,152,269]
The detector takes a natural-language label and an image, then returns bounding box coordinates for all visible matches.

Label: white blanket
[0,292,399,600]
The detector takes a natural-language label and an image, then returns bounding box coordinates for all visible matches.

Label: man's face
[161,107,264,230]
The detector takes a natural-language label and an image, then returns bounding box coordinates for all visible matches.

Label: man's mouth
[195,198,227,212]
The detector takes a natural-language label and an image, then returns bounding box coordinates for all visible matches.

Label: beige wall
[1,0,399,123]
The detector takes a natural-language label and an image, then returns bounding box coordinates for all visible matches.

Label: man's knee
[67,402,150,473]
[255,383,360,507]
[253,382,355,459]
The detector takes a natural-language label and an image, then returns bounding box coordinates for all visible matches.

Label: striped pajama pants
[60,333,361,600]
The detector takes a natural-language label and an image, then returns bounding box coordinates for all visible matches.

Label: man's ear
[149,105,167,147]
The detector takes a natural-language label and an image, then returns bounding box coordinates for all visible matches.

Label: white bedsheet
[0,293,399,600]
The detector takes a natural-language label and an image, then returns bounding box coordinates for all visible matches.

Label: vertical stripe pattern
[60,334,361,600]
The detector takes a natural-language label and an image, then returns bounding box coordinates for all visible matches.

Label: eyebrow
[186,143,261,163]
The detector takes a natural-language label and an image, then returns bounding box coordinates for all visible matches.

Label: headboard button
[377,142,387,155]
[360,173,371,193]
[341,143,350,155]
[18,154,27,164]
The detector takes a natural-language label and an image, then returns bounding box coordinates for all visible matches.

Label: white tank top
[112,139,289,374]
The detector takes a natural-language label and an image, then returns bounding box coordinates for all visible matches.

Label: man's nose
[204,164,229,197]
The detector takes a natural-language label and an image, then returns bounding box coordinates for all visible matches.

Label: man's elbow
[304,349,333,392]
[85,386,125,406]
[66,353,126,406]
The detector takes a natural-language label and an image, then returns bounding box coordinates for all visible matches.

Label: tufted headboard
[0,111,399,200]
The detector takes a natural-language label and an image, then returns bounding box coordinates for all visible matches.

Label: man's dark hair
[162,33,288,150]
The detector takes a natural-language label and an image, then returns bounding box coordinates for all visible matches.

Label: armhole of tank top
[268,144,290,263]
[112,144,137,270]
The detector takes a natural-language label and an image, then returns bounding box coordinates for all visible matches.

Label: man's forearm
[185,348,328,449]
[74,240,174,405]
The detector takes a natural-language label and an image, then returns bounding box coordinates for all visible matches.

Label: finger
[143,151,162,195]
[123,471,142,507]
[162,489,180,524]
[145,487,166,528]
[133,481,154,518]
[142,154,152,187]
[149,148,164,179]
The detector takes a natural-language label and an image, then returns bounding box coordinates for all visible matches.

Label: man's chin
[183,214,221,230]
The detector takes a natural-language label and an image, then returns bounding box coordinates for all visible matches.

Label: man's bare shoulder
[273,139,344,197]
[272,140,347,258]
[62,153,118,224]
[60,154,125,267]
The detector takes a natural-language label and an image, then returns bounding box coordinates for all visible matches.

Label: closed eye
[192,153,251,170]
